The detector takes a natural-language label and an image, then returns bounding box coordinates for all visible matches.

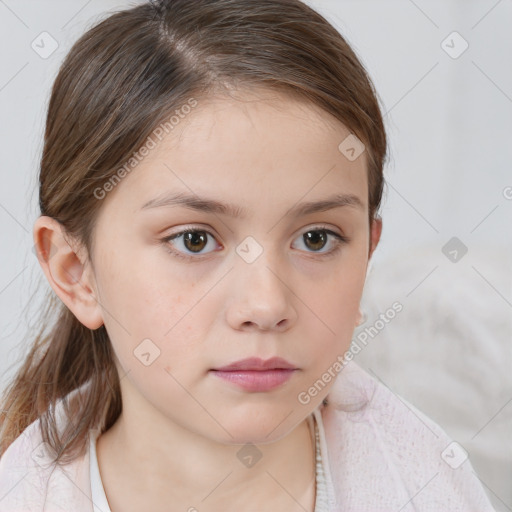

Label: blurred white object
[355,242,512,510]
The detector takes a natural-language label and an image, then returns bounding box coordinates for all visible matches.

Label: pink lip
[214,357,296,372]
[210,357,298,392]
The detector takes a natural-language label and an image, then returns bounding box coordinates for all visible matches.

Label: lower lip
[210,369,296,392]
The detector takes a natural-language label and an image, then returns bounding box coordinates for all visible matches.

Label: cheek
[94,259,202,378]
[298,257,367,353]
[96,246,190,330]
[310,255,367,315]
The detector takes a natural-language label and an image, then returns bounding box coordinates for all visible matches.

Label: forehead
[101,89,369,217]
[168,88,350,152]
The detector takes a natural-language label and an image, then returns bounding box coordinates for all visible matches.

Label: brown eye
[182,231,208,253]
[291,227,348,256]
[303,230,328,251]
[163,229,219,259]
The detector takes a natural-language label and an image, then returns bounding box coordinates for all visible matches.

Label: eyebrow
[140,192,364,218]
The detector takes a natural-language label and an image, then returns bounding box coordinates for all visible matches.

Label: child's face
[88,89,379,443]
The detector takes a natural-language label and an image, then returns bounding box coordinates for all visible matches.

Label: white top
[89,410,334,512]
[89,431,111,512]
[310,410,334,511]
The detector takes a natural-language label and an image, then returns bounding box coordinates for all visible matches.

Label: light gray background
[0,0,511,509]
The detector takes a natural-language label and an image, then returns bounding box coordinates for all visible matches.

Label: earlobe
[33,216,104,330]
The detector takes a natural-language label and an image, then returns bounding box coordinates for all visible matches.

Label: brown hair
[0,0,387,465]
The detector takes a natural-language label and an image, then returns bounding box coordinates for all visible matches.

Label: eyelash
[161,225,350,261]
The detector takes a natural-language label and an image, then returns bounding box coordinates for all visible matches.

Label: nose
[225,254,298,332]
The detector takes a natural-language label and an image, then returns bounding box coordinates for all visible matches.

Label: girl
[0,0,495,510]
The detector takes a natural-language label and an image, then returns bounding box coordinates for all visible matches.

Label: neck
[97,387,318,511]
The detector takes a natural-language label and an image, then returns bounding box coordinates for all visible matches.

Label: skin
[34,88,382,511]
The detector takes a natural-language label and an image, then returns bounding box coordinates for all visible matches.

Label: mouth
[210,357,298,392]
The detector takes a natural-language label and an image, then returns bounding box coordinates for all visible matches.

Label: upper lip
[213,357,297,371]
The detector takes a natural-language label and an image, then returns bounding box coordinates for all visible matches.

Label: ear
[368,215,382,260]
[33,216,104,330]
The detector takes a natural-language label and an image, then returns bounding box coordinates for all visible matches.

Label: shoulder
[0,383,94,512]
[319,362,495,511]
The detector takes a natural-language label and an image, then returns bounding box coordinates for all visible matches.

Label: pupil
[184,231,207,253]
[305,231,326,251]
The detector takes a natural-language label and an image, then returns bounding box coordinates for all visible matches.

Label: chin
[211,407,307,446]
